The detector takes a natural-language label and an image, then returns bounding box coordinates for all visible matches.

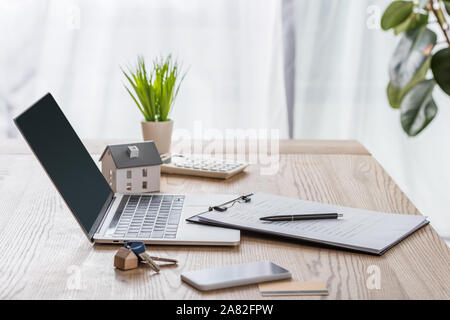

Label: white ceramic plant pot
[141,120,174,155]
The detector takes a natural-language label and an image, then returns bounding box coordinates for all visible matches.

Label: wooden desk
[1,139,449,299]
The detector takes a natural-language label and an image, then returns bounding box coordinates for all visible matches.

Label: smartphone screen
[181,261,291,291]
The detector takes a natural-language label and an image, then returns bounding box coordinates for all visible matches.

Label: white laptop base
[93,193,240,246]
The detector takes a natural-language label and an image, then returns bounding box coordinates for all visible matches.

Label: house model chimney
[128,145,139,158]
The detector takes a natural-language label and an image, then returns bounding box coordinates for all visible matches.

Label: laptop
[14,93,240,246]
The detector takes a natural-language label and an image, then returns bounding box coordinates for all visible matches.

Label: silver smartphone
[181,261,291,291]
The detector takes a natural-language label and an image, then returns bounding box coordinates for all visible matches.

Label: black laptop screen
[14,93,113,237]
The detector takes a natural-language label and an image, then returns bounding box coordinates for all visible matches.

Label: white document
[196,193,428,255]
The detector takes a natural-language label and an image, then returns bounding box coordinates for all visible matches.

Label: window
[127,170,132,179]
[142,168,147,177]
[142,181,147,189]
[109,169,113,186]
[126,182,132,191]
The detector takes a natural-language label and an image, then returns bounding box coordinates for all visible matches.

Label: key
[150,256,178,265]
[124,241,160,272]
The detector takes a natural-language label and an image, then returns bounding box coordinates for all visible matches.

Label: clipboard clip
[208,193,254,212]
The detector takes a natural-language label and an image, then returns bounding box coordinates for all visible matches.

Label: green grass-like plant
[122,55,185,122]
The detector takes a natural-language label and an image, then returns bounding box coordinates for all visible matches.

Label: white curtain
[0,0,288,139]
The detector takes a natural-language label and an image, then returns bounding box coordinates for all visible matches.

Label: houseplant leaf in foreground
[393,12,428,35]
[431,47,450,95]
[381,1,414,30]
[389,27,436,89]
[400,79,437,136]
[387,55,431,108]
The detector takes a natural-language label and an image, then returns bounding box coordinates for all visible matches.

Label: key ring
[124,241,146,254]
[124,241,178,271]
[124,241,160,272]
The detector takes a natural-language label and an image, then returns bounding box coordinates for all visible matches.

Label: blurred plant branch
[429,0,450,44]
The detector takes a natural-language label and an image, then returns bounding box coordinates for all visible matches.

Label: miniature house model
[99,141,162,193]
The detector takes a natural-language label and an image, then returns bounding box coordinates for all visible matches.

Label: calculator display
[14,93,113,238]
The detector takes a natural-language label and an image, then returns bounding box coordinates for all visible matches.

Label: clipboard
[186,193,429,255]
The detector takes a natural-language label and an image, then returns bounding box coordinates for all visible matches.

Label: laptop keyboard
[108,195,185,239]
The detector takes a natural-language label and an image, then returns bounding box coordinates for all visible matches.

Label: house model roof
[99,141,162,169]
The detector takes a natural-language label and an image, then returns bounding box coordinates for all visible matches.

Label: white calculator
[161,154,249,179]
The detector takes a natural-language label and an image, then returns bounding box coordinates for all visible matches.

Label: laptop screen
[14,93,113,238]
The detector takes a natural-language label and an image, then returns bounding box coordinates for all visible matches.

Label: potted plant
[122,55,185,154]
[381,0,450,136]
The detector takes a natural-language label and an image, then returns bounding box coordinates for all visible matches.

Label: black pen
[260,213,343,221]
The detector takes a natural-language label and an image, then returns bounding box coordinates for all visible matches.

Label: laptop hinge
[88,192,115,241]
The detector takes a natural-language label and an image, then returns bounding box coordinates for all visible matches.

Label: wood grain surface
[0,139,370,156]
[0,140,449,300]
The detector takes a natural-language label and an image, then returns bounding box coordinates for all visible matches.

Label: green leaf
[387,55,431,108]
[124,85,148,120]
[444,1,450,15]
[389,27,436,88]
[400,79,437,136]
[393,12,428,35]
[431,47,450,95]
[387,82,403,108]
[381,1,414,30]
[121,55,185,122]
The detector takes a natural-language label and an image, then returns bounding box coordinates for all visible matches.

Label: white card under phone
[180,261,291,291]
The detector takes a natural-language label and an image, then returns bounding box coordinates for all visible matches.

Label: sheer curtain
[289,0,450,240]
[0,0,288,139]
